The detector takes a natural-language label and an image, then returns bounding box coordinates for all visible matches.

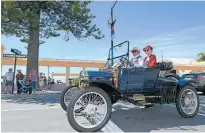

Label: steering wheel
[116,56,129,68]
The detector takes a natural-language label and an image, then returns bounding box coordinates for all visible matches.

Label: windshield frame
[103,41,130,69]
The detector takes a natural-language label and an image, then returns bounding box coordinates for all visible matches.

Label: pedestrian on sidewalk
[29,69,37,91]
[4,68,14,94]
[16,70,24,92]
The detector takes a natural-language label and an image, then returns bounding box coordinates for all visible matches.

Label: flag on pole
[111,19,116,35]
[111,19,116,39]
[109,19,116,40]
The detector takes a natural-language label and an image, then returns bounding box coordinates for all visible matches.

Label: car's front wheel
[176,85,199,118]
[67,87,112,132]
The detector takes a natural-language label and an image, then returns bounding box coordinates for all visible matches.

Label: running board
[133,94,145,101]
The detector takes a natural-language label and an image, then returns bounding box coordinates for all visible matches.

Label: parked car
[177,73,205,94]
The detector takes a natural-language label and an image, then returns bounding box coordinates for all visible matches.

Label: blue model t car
[60,41,199,132]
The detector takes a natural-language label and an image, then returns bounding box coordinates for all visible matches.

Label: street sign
[3,54,27,58]
[11,48,22,55]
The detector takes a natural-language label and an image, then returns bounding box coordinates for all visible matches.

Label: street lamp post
[110,0,117,65]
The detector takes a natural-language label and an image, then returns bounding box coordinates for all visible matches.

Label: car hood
[81,70,113,80]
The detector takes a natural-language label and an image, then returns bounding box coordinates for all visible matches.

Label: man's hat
[131,47,140,52]
[143,45,153,51]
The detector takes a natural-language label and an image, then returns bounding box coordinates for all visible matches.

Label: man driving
[129,47,144,67]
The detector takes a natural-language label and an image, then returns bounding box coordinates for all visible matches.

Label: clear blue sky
[1,1,205,82]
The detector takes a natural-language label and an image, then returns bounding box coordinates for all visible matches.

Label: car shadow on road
[1,92,61,105]
[111,101,205,132]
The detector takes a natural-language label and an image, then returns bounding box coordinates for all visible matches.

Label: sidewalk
[1,83,66,93]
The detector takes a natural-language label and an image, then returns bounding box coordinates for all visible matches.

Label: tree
[1,1,104,88]
[197,51,205,62]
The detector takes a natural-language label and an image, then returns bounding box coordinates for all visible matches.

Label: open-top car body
[61,41,199,132]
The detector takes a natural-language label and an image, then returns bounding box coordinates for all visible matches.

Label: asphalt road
[1,91,205,132]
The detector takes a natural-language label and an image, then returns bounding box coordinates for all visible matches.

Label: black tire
[67,86,112,132]
[29,88,32,94]
[165,74,180,81]
[176,85,199,118]
[60,86,81,111]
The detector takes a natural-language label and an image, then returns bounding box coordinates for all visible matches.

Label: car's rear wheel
[176,85,199,118]
[67,87,112,132]
[60,86,81,111]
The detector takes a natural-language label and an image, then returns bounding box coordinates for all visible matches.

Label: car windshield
[103,41,129,69]
[181,74,197,79]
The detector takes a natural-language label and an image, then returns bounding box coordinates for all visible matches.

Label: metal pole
[111,1,117,66]
[111,9,114,65]
[12,55,17,94]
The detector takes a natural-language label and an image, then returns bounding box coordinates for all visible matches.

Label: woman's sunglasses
[144,49,150,52]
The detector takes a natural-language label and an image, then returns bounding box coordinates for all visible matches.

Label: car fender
[165,73,180,80]
[88,80,121,95]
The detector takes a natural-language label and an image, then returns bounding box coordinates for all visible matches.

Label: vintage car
[60,41,180,111]
[60,41,199,132]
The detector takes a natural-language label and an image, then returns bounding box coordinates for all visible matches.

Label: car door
[118,68,129,92]
[143,68,160,92]
[125,67,145,93]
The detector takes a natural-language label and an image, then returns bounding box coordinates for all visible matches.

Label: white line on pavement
[1,106,61,112]
[102,120,124,132]
[197,113,205,117]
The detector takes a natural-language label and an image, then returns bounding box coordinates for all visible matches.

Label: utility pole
[111,0,117,65]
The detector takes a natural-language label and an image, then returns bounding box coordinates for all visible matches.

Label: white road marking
[102,120,124,132]
[197,113,205,117]
[1,106,61,112]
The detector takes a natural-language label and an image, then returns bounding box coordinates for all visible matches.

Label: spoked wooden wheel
[176,85,199,118]
[67,87,112,132]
